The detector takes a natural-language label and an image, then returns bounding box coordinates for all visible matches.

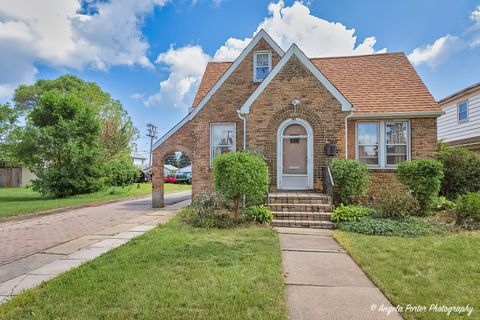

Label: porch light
[292,99,300,106]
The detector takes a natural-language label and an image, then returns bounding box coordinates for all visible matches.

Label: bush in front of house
[331,204,374,222]
[454,192,480,230]
[438,144,480,199]
[329,159,370,205]
[335,217,445,237]
[212,151,269,220]
[242,205,273,224]
[397,159,444,214]
[177,193,235,228]
[103,154,140,187]
[431,196,456,212]
[373,185,421,218]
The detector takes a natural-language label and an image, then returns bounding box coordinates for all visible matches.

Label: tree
[212,152,269,220]
[13,75,138,161]
[178,153,191,168]
[16,91,105,197]
[164,154,178,167]
[0,103,21,167]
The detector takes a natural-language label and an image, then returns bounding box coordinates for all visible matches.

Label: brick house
[151,30,442,209]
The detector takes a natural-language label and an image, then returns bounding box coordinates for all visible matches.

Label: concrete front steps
[269,192,333,229]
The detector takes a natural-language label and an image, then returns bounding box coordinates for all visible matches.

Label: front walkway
[0,191,191,304]
[277,227,403,320]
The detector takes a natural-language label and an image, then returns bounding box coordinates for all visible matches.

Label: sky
[0,0,479,159]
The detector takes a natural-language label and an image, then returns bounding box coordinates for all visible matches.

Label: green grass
[0,221,287,320]
[0,183,191,219]
[334,231,480,320]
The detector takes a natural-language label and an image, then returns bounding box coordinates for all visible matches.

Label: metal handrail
[322,166,335,204]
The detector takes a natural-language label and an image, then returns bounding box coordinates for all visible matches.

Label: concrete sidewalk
[0,194,190,304]
[277,227,403,320]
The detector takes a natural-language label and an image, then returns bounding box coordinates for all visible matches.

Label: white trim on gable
[239,44,352,114]
[152,29,284,151]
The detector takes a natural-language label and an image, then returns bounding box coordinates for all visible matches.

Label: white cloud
[471,5,480,29]
[145,45,210,108]
[214,0,385,61]
[408,35,459,68]
[0,0,167,98]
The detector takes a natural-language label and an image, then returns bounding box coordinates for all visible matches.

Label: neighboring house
[437,82,480,153]
[151,30,441,207]
[177,165,192,174]
[164,164,177,175]
[131,152,147,168]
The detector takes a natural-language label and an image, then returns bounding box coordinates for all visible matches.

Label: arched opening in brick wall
[152,145,194,208]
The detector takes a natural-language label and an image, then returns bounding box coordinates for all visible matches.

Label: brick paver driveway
[0,191,191,266]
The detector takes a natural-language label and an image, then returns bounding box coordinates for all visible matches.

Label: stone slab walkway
[276,227,403,320]
[0,193,190,304]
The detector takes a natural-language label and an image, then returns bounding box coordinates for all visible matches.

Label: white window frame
[356,120,411,169]
[457,100,469,123]
[356,122,380,167]
[210,122,236,166]
[253,51,272,82]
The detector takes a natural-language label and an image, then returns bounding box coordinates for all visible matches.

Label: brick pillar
[152,149,164,208]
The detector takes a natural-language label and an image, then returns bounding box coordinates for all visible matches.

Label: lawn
[334,231,480,320]
[0,183,191,219]
[0,221,287,320]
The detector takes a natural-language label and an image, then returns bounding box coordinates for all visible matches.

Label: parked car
[175,172,192,184]
[164,174,176,183]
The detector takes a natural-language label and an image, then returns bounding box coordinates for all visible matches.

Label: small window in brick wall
[253,51,272,82]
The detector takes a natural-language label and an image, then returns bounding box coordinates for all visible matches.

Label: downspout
[237,110,248,208]
[344,111,354,159]
[237,110,247,151]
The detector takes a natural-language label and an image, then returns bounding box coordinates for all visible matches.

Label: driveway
[0,191,191,271]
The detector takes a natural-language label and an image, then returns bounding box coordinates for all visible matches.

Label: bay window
[356,121,409,168]
[210,123,236,163]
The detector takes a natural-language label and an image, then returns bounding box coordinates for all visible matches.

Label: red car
[164,174,177,183]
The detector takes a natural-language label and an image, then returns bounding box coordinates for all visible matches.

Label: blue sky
[1,0,479,157]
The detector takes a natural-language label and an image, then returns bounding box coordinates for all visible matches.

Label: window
[253,51,271,82]
[458,100,469,122]
[357,121,409,168]
[357,122,379,165]
[385,122,408,165]
[210,123,236,163]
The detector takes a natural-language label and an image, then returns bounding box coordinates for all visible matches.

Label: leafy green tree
[104,154,140,187]
[164,154,178,167]
[212,152,269,220]
[13,75,138,161]
[16,91,105,197]
[0,103,21,167]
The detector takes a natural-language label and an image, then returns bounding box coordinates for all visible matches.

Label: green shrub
[329,159,370,205]
[431,196,456,212]
[103,155,140,187]
[373,185,420,218]
[212,152,269,220]
[331,204,374,222]
[335,217,445,237]
[242,205,273,224]
[454,192,480,230]
[177,193,235,229]
[438,144,480,199]
[397,159,444,214]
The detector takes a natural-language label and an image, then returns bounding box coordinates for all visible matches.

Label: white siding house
[437,82,480,153]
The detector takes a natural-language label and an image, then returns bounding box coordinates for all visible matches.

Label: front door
[277,119,313,190]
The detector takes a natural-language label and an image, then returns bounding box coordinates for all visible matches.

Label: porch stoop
[268,192,333,229]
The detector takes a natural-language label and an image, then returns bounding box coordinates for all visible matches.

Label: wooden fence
[0,167,22,188]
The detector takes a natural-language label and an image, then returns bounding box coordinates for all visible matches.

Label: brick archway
[152,144,194,208]
[264,105,324,191]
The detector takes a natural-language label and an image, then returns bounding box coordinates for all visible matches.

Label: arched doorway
[277,118,313,190]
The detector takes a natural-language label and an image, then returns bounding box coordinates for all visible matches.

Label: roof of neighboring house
[177,165,192,173]
[164,164,178,172]
[437,81,480,105]
[192,52,440,114]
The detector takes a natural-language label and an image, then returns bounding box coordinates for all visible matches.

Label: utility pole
[146,123,158,168]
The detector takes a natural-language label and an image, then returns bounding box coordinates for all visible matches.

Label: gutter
[349,111,444,119]
[237,110,247,151]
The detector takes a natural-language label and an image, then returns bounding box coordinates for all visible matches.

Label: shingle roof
[192,52,440,114]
